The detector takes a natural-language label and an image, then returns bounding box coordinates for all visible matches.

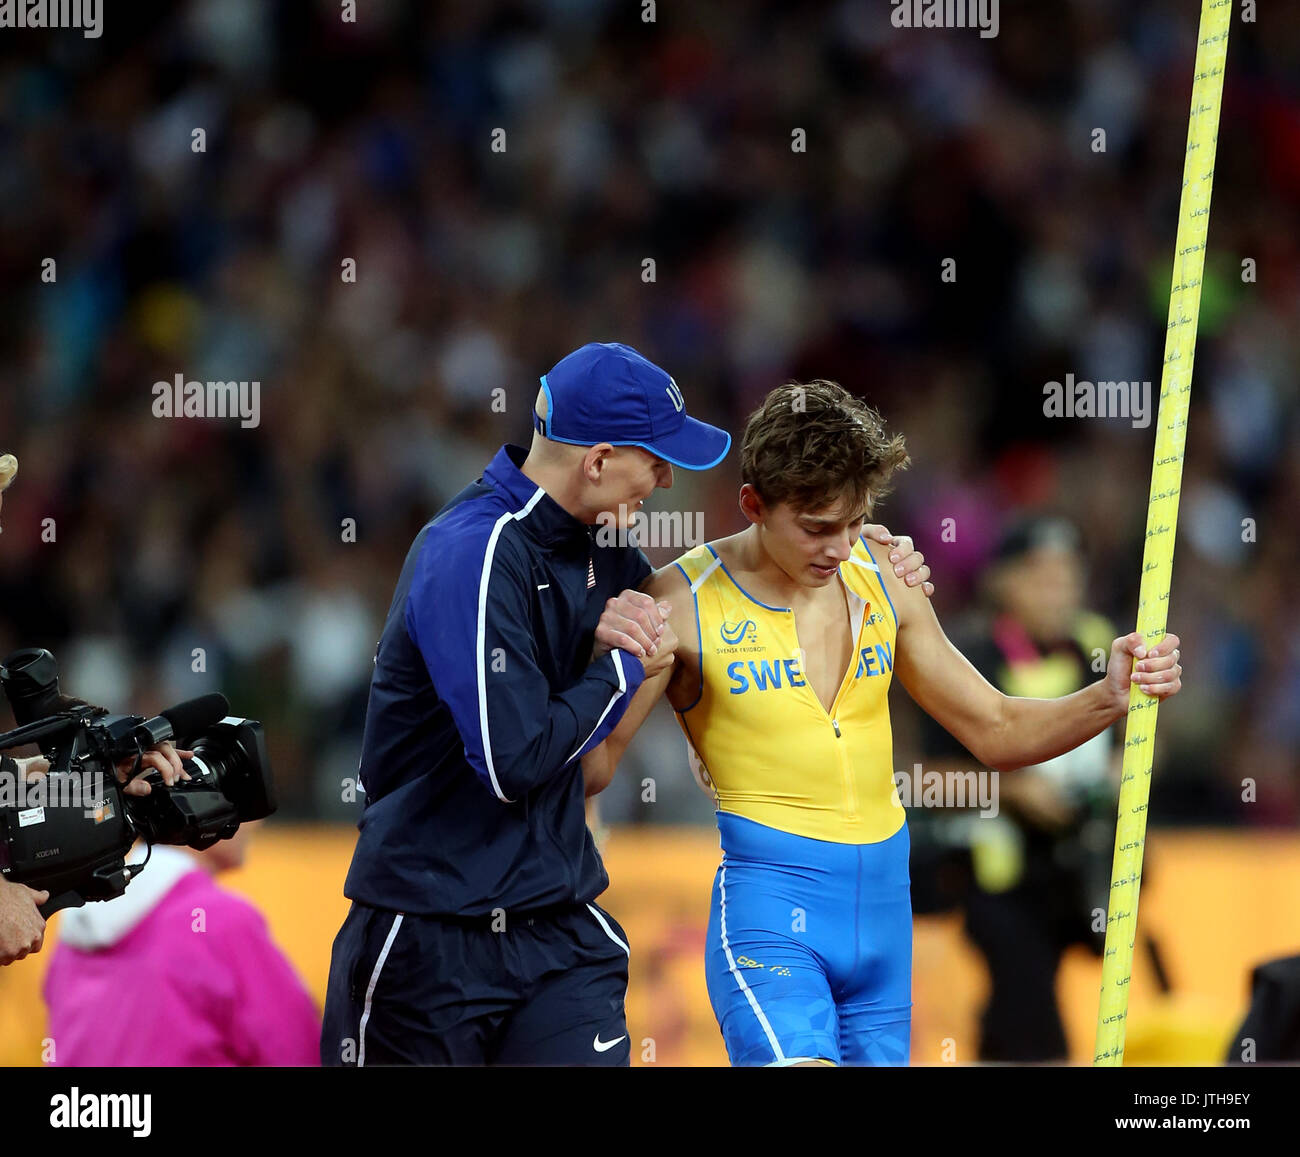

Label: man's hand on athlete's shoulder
[862,524,933,597]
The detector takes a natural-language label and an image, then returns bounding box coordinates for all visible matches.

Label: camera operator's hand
[0,877,48,965]
[114,742,193,796]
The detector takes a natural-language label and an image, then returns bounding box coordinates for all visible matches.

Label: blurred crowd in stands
[1,0,1296,824]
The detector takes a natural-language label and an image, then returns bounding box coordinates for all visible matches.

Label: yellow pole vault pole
[1093,0,1231,1066]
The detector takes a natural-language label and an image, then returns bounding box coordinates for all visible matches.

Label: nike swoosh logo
[593,1033,626,1053]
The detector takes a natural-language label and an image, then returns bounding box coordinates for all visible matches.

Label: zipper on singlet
[832,717,857,817]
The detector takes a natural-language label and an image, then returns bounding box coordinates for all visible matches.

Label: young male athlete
[581,379,1183,1067]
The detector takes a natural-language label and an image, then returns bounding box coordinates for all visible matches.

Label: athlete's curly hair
[0,454,16,492]
[740,381,908,517]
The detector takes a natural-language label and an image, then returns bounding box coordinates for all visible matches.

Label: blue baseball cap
[533,343,731,470]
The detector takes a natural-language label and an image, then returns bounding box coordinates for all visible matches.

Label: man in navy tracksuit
[321,343,731,1066]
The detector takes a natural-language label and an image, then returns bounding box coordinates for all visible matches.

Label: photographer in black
[0,452,190,965]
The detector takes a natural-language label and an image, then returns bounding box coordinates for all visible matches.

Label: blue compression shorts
[704,811,913,1066]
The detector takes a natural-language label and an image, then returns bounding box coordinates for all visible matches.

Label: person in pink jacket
[42,827,320,1066]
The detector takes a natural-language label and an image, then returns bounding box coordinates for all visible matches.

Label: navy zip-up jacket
[343,444,650,917]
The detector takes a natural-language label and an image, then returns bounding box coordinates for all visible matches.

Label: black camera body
[0,648,276,916]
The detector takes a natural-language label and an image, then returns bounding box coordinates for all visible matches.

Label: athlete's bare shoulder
[870,529,930,633]
[642,559,691,605]
[703,531,748,575]
[641,546,730,711]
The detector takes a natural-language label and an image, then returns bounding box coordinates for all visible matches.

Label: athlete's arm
[880,553,1182,773]
[581,565,693,796]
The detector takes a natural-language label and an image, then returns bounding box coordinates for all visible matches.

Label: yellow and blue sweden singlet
[672,536,913,1066]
